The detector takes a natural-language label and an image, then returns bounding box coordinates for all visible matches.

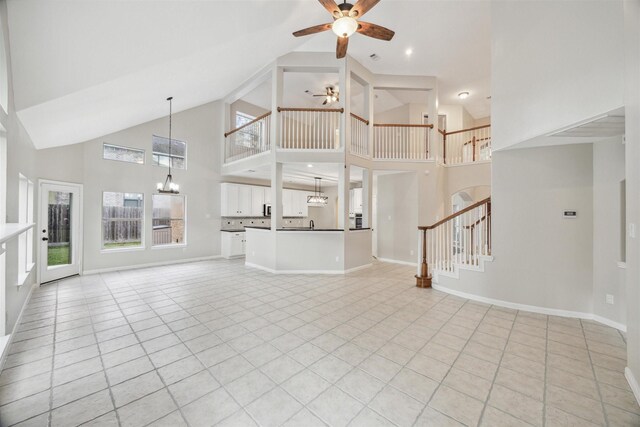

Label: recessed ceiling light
[307,164,313,168]
[458,91,470,99]
[405,48,413,56]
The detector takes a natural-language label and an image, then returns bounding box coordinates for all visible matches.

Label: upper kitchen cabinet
[251,186,266,216]
[349,188,363,217]
[221,183,254,217]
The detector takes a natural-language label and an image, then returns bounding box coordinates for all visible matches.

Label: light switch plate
[606,294,614,305]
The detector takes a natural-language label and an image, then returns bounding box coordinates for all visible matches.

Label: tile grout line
[582,318,610,426]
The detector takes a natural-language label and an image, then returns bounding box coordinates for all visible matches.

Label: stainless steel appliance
[263,204,271,217]
[355,214,363,229]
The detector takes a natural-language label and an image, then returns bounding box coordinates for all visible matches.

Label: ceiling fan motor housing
[338,2,353,15]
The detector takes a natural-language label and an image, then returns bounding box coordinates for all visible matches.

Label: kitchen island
[244,226,372,274]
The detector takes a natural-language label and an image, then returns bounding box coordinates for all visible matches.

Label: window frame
[102,143,145,165]
[151,194,187,248]
[151,135,187,170]
[18,173,34,285]
[101,191,145,252]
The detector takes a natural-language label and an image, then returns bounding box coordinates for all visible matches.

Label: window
[103,143,145,164]
[18,174,34,281]
[152,135,186,169]
[152,194,185,246]
[102,192,144,250]
[235,112,261,148]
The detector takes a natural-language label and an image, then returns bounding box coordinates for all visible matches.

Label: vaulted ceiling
[7,0,490,149]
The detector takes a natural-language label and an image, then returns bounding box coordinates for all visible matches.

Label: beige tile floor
[0,259,638,426]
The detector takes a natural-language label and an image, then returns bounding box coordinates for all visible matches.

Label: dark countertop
[243,226,371,232]
[221,229,246,233]
[278,228,344,231]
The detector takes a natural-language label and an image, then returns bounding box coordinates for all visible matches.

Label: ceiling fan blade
[357,21,395,41]
[336,36,348,59]
[293,23,333,37]
[313,94,326,97]
[349,0,380,18]
[318,0,342,18]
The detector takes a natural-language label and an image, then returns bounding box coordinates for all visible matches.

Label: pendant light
[156,96,179,194]
[307,177,328,206]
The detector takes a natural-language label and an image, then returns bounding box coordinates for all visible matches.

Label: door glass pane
[47,191,72,266]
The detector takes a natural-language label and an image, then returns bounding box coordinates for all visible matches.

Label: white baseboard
[0,281,39,373]
[432,283,627,332]
[83,255,223,275]
[245,261,372,275]
[626,367,640,406]
[376,258,417,267]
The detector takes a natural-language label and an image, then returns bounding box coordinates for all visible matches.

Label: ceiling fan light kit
[293,0,395,59]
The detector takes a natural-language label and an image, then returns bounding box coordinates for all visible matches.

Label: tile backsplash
[220,217,307,231]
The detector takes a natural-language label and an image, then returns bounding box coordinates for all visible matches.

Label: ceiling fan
[293,0,395,59]
[305,86,339,105]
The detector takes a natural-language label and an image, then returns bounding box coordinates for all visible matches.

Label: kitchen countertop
[243,226,371,232]
[221,229,246,232]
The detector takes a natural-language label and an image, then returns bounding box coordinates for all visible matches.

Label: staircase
[415,197,492,288]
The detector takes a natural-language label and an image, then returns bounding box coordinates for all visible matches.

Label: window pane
[102,192,144,250]
[152,194,185,246]
[103,144,145,164]
[152,135,186,169]
[48,191,73,265]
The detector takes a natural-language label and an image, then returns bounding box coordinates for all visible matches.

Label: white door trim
[38,179,83,284]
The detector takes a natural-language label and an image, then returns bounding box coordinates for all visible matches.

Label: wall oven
[355,214,363,229]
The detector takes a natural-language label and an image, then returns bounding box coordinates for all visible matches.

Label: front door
[39,181,82,283]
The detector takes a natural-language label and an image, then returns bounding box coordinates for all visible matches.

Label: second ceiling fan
[293,0,395,59]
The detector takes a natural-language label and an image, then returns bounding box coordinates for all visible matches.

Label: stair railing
[224,111,272,163]
[416,197,491,288]
[441,124,491,165]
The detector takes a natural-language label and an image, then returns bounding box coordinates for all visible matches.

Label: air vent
[369,53,381,61]
[550,115,625,138]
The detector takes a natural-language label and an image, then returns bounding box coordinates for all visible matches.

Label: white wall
[439,144,595,314]
[624,0,640,391]
[376,171,419,264]
[492,0,625,150]
[35,101,224,273]
[593,138,626,325]
[1,0,38,333]
[438,104,475,131]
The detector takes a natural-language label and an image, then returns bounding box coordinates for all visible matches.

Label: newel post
[415,228,432,288]
[472,136,477,162]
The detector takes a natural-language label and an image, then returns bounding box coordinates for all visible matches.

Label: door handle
[42,237,48,241]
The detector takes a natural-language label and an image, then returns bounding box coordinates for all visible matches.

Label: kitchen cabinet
[284,190,308,217]
[349,188,363,217]
[221,183,252,217]
[222,183,266,217]
[221,231,246,258]
[251,186,265,216]
[222,183,308,217]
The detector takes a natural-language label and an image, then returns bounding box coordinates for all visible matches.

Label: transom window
[152,135,186,169]
[103,143,145,164]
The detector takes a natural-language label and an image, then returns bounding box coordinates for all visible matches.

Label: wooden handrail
[277,107,344,113]
[224,111,272,138]
[350,113,369,125]
[438,128,446,136]
[444,124,491,136]
[373,123,434,128]
[463,214,489,229]
[418,197,491,230]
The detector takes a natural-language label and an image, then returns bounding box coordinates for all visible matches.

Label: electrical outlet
[630,223,636,239]
[335,256,339,262]
[606,294,614,305]
[410,250,414,256]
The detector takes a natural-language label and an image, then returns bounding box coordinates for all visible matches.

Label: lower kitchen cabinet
[221,231,246,258]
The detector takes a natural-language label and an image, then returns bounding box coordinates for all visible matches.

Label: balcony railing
[373,124,433,160]
[224,112,271,163]
[350,113,369,157]
[443,124,491,165]
[278,107,342,150]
